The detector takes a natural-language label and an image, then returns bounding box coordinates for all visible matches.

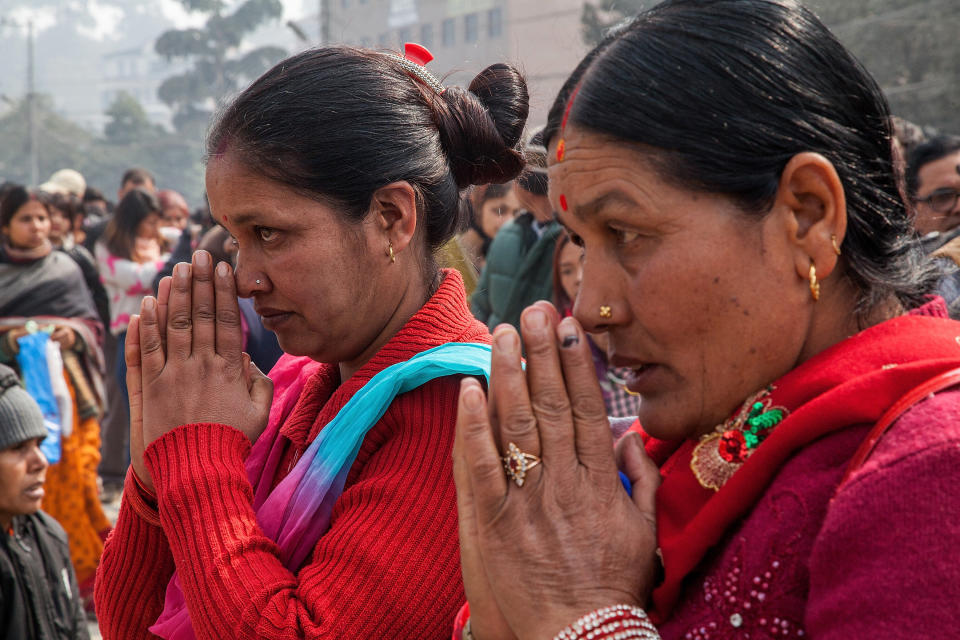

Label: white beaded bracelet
[552,604,660,640]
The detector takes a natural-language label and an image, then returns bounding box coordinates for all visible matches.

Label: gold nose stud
[599,305,612,319]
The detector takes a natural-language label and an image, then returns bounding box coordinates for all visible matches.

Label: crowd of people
[2,0,959,638]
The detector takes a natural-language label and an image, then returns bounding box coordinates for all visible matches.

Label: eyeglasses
[915,187,960,214]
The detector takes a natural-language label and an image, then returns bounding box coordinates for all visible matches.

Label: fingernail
[495,329,517,351]
[216,262,229,278]
[143,297,156,311]
[461,381,484,411]
[175,263,190,279]
[524,309,547,330]
[194,251,209,267]
[558,318,579,347]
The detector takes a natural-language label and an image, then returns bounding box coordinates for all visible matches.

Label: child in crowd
[0,363,89,639]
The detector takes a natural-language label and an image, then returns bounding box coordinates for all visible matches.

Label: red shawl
[643,299,960,622]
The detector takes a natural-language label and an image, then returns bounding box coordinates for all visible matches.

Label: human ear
[370,181,418,255]
[774,152,847,282]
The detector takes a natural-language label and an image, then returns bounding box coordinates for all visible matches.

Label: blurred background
[0,0,957,207]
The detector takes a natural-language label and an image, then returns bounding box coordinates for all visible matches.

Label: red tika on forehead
[559,194,568,212]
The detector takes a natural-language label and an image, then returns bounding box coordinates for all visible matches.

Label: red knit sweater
[94,270,489,639]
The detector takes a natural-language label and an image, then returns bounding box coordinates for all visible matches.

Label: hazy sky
[3,0,310,41]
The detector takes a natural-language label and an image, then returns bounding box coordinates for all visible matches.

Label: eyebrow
[224,211,262,226]
[569,191,638,221]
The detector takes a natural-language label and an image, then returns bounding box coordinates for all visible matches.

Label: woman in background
[553,232,641,419]
[95,188,170,407]
[0,186,111,609]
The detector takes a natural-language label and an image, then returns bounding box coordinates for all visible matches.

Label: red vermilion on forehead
[560,85,580,131]
[556,139,566,163]
[559,194,568,212]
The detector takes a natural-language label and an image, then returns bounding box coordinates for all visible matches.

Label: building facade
[321,0,588,127]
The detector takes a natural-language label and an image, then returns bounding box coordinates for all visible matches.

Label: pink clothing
[657,388,960,639]
[95,244,168,335]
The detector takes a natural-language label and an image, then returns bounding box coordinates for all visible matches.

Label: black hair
[207,46,529,268]
[515,129,548,196]
[120,168,155,190]
[1,185,51,230]
[83,186,106,203]
[101,188,161,260]
[546,0,938,319]
[906,135,960,198]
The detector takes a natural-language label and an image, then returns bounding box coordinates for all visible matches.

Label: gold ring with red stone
[502,442,541,487]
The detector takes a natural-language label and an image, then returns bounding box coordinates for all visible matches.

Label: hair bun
[435,63,529,188]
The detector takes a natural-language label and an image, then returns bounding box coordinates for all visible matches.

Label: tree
[579,0,651,46]
[154,0,287,134]
[578,0,959,134]
[104,92,161,146]
[0,93,206,211]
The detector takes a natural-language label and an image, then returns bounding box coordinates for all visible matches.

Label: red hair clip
[392,42,445,94]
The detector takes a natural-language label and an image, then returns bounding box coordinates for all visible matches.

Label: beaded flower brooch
[691,386,788,491]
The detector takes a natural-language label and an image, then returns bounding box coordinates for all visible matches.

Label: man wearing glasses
[907,135,960,318]
[907,135,960,237]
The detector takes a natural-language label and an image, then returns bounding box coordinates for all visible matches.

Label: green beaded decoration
[743,403,785,449]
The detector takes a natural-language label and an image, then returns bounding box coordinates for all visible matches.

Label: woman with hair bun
[95,44,528,639]
[453,1,960,639]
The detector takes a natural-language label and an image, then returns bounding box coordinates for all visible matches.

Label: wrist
[551,605,659,640]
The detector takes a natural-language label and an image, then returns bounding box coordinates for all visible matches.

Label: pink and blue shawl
[150,342,492,639]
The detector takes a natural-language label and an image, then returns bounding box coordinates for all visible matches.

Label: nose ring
[256,279,262,285]
[599,305,612,319]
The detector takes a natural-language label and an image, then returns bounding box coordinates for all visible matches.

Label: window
[488,7,502,38]
[398,26,413,44]
[442,18,455,46]
[420,23,434,47]
[341,0,349,7]
[465,13,479,43]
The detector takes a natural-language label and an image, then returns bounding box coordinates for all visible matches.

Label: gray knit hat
[0,363,48,451]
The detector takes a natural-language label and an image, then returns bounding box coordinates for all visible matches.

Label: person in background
[0,363,90,640]
[907,135,960,244]
[96,44,528,639]
[459,182,522,271]
[157,189,190,232]
[438,183,520,296]
[48,192,111,330]
[80,187,110,253]
[0,186,112,611]
[118,167,156,201]
[94,171,159,499]
[553,232,641,419]
[906,135,960,318]
[471,128,562,330]
[95,189,171,429]
[453,1,960,639]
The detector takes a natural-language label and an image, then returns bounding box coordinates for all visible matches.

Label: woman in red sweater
[94,45,529,639]
[452,1,960,639]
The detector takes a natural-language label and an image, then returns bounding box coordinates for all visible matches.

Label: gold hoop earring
[599,305,612,319]
[831,234,842,256]
[809,262,821,301]
[387,242,396,263]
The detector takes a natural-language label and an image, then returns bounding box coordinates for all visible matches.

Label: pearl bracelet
[552,604,660,640]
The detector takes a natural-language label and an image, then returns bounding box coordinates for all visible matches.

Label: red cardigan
[95,270,489,639]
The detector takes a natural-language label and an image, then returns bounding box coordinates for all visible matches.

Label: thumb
[615,431,660,520]
[246,356,274,409]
